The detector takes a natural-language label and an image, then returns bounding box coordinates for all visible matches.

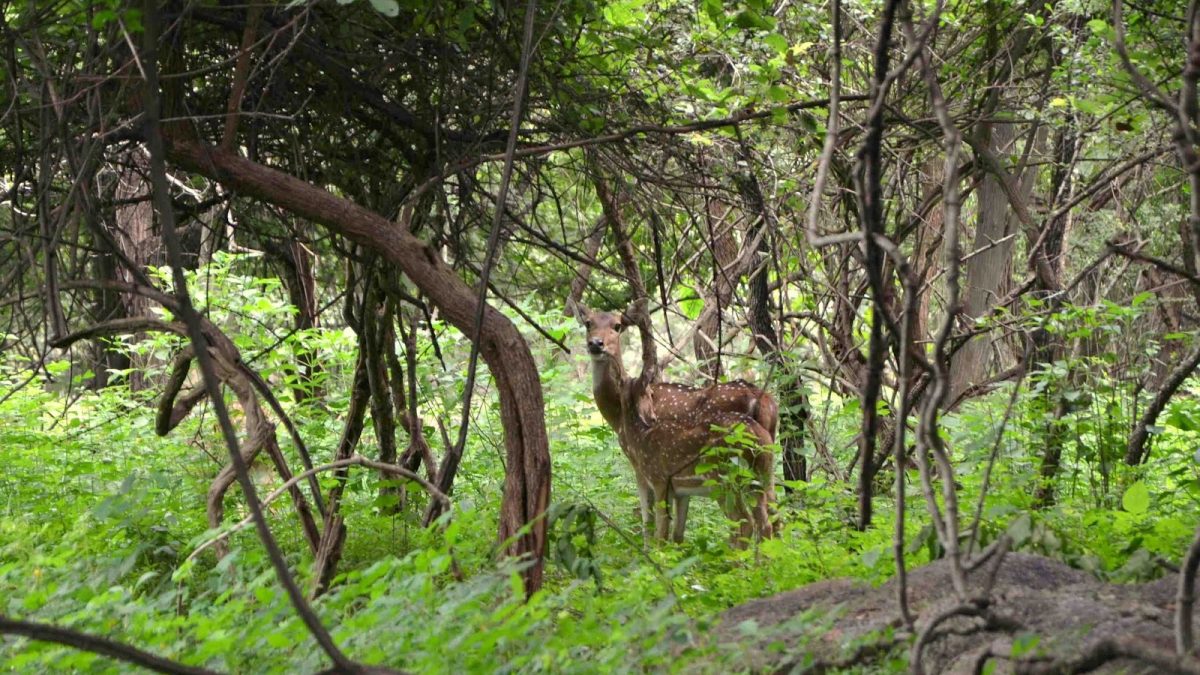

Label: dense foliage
[2,0,1200,671]
[2,271,1198,671]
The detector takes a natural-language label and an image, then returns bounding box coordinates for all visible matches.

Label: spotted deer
[568,300,777,542]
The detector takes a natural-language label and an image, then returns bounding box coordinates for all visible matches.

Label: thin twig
[433,0,540,522]
[413,95,868,205]
[806,0,842,245]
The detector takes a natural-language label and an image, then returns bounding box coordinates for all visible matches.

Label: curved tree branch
[160,77,551,598]
[0,615,217,675]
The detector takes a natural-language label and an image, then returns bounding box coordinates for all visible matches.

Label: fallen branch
[911,599,988,675]
[0,615,217,675]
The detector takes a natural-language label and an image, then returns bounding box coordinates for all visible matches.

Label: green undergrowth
[2,365,1196,673]
[1,281,1198,672]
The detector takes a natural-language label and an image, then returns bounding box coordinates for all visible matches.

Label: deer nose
[587,337,604,354]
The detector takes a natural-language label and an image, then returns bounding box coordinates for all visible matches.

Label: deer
[567,299,778,543]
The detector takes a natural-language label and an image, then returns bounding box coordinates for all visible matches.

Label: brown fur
[568,300,777,542]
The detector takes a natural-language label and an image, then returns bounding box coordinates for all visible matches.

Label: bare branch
[910,0,969,599]
[187,455,451,563]
[806,0,842,245]
[139,6,364,670]
[0,615,217,675]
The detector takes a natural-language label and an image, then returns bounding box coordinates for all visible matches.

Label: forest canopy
[3,0,1200,672]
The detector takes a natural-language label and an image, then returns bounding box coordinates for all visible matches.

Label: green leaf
[1074,97,1103,115]
[1122,481,1150,515]
[763,33,788,55]
[702,0,725,25]
[266,632,291,648]
[368,0,400,17]
[766,85,789,102]
[733,9,773,31]
[1130,291,1153,306]
[92,9,116,28]
[123,9,143,32]
[680,295,704,320]
[1011,634,1040,657]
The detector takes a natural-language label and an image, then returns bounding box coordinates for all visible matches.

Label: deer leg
[755,484,774,540]
[745,470,772,542]
[753,425,778,539]
[735,494,755,546]
[636,473,654,541]
[716,489,751,547]
[671,493,690,543]
[651,480,671,540]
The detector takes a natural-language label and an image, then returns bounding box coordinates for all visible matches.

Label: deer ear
[622,298,648,325]
[565,298,589,325]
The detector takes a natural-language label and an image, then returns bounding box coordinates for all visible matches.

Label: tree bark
[694,196,738,380]
[733,146,811,486]
[362,272,400,508]
[314,349,370,595]
[111,149,160,390]
[950,121,1022,395]
[261,235,321,401]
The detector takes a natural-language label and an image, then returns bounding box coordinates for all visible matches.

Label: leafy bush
[1,261,1195,671]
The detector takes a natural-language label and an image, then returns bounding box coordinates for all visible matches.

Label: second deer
[568,300,777,542]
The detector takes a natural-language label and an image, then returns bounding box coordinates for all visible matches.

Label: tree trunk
[88,238,132,389]
[314,349,370,595]
[262,234,322,401]
[694,197,738,380]
[111,149,160,391]
[950,121,1022,396]
[1030,26,1082,503]
[733,146,811,486]
[362,272,400,509]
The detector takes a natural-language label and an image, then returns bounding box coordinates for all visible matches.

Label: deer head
[566,298,658,427]
[566,299,631,363]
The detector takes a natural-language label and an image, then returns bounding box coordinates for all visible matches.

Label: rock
[712,552,1200,673]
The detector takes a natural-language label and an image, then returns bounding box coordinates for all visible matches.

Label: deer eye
[584,320,593,329]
